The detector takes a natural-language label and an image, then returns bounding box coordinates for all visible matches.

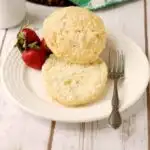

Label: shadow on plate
[56,94,145,131]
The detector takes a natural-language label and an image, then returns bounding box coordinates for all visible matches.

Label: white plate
[1,31,150,122]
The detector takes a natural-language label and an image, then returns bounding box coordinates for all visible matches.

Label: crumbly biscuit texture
[42,54,108,106]
[43,6,106,64]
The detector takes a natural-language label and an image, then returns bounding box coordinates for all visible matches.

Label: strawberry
[41,38,48,51]
[41,38,52,53]
[15,27,40,52]
[22,46,46,70]
[21,28,40,44]
[15,27,52,70]
[41,38,52,58]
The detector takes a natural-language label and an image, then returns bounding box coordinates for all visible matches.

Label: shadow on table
[56,94,146,131]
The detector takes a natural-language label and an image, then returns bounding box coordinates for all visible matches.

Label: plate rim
[1,31,150,122]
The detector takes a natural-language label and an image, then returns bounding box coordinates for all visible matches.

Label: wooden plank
[145,0,150,150]
[1,28,18,62]
[0,96,51,150]
[0,6,53,150]
[147,0,150,55]
[47,121,56,150]
[51,1,147,150]
[0,28,25,149]
[0,2,147,150]
[0,29,6,57]
[0,30,6,46]
[52,123,82,150]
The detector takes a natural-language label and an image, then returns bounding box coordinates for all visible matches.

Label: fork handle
[108,79,122,129]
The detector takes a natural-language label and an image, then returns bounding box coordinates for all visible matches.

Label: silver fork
[108,49,125,129]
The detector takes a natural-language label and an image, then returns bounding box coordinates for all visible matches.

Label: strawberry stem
[28,42,40,49]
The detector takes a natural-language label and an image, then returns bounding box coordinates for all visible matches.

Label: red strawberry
[22,46,46,70]
[41,38,52,58]
[41,38,52,53]
[15,27,40,52]
[21,28,40,44]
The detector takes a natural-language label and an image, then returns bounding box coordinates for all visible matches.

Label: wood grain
[148,0,150,55]
[52,1,147,150]
[0,28,19,62]
[0,26,52,150]
[47,121,56,150]
[145,0,150,150]
[0,2,148,150]
[0,30,7,56]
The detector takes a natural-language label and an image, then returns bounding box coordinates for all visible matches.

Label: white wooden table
[0,1,149,150]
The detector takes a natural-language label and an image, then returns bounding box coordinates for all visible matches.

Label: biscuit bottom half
[42,54,108,107]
